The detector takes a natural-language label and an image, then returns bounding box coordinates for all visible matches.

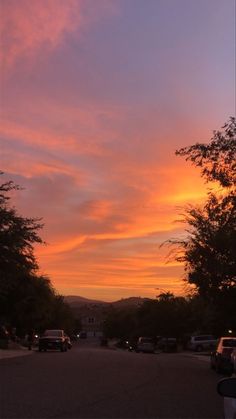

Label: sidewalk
[0,347,34,360]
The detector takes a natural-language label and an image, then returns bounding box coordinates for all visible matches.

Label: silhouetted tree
[171,192,236,299]
[176,117,236,188]
[136,295,190,338]
[49,295,76,335]
[0,173,75,335]
[0,173,44,282]
[5,274,56,336]
[103,306,137,339]
[166,118,236,333]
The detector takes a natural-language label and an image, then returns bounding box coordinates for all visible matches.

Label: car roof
[192,334,214,337]
[138,337,153,340]
[219,336,236,340]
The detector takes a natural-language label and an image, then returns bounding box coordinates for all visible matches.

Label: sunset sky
[1,0,235,301]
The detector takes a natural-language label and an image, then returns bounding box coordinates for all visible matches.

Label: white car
[217,377,236,419]
[188,334,217,352]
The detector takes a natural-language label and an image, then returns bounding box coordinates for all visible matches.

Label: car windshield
[44,330,63,337]
[222,339,236,347]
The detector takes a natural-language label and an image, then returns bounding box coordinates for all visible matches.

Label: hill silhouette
[64,295,151,307]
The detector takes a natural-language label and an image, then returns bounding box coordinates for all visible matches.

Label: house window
[88,317,95,324]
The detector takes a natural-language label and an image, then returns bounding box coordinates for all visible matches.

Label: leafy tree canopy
[172,192,236,297]
[167,117,236,332]
[176,117,236,188]
[0,173,44,279]
[0,173,76,335]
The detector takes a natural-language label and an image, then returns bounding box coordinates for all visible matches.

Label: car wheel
[196,345,203,352]
[39,348,42,352]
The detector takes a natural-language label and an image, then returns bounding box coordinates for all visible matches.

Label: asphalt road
[0,340,225,419]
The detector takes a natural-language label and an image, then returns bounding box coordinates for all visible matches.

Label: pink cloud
[1,0,118,70]
[1,0,80,68]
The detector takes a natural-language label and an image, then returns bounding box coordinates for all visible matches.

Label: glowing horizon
[1,0,234,301]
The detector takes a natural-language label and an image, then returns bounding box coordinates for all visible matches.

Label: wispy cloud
[1,0,118,70]
[1,0,233,300]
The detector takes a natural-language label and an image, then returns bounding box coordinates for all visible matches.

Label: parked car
[115,339,129,349]
[188,334,217,352]
[158,337,178,352]
[231,348,236,374]
[39,329,68,352]
[127,338,138,352]
[136,337,155,353]
[211,337,236,374]
[217,377,236,419]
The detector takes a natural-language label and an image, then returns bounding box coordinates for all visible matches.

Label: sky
[0,0,235,301]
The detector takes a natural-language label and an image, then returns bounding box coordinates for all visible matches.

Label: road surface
[0,340,225,418]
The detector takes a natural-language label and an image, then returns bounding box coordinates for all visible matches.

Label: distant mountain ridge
[112,296,151,308]
[64,295,151,307]
[64,295,106,305]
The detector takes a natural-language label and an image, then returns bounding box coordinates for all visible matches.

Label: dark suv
[158,337,178,352]
[39,329,68,352]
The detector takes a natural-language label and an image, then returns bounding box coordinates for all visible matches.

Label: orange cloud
[0,98,123,158]
[0,118,99,157]
[1,149,85,182]
[38,257,185,301]
[77,200,114,220]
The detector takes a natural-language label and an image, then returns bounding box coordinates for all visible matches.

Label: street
[0,340,225,418]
